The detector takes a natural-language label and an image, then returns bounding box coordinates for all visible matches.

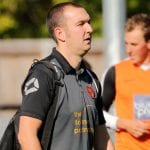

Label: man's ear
[54,27,65,42]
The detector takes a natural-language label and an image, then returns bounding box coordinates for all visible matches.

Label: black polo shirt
[20,48,105,150]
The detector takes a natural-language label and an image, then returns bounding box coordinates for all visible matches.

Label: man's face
[125,27,150,65]
[61,6,93,56]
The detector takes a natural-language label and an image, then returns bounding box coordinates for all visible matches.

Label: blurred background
[0,0,149,139]
[0,0,149,38]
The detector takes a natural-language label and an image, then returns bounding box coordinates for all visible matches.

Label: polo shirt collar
[51,48,86,74]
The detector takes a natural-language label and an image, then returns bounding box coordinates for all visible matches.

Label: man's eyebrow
[77,18,91,23]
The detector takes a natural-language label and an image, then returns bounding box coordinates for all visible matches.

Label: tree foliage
[0,0,149,39]
[0,0,52,38]
[126,0,150,17]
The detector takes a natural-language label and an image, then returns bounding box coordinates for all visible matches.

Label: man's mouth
[84,37,91,43]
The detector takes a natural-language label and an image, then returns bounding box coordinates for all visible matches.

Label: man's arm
[103,111,150,138]
[18,116,42,150]
[94,125,114,150]
[102,66,115,111]
[116,118,150,138]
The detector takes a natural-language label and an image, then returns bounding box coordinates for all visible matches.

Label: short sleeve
[19,64,54,120]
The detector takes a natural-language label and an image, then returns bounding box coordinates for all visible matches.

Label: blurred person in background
[102,13,150,150]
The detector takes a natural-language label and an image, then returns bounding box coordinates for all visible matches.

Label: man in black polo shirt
[17,2,114,150]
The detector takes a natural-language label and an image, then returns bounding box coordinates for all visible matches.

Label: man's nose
[126,45,132,54]
[86,23,93,33]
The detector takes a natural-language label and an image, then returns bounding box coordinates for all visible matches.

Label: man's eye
[78,22,84,26]
[131,43,138,46]
[88,21,91,24]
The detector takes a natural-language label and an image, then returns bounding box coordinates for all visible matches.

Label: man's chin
[85,45,91,51]
[82,48,90,56]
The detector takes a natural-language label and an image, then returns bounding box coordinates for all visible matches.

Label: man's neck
[56,46,82,70]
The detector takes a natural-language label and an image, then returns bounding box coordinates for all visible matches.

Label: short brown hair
[46,2,83,42]
[125,13,150,42]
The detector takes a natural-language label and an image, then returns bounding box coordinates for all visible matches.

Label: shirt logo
[134,95,150,120]
[86,85,95,99]
[24,77,39,95]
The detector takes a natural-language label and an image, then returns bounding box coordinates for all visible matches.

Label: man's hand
[117,118,150,138]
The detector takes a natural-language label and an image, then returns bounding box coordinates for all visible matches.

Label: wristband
[103,111,119,131]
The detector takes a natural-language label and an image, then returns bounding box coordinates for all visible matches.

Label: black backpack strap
[41,79,63,150]
[32,59,64,150]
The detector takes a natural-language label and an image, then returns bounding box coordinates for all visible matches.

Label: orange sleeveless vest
[115,59,150,150]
